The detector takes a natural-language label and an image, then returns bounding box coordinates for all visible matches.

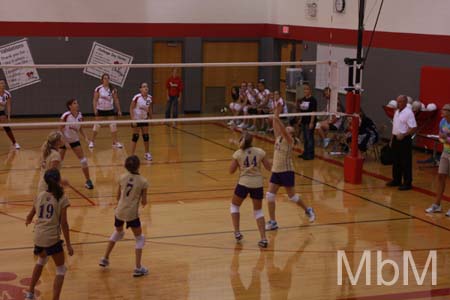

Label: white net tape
[0,112,350,128]
[0,61,333,69]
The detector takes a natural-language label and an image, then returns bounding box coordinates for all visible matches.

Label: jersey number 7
[125,182,134,197]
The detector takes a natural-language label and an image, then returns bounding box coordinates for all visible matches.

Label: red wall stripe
[0,22,449,54]
[267,24,450,55]
[0,22,267,38]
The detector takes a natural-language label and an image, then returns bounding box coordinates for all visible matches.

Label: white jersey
[0,90,11,111]
[95,85,115,111]
[61,111,83,143]
[275,97,289,114]
[256,89,270,102]
[132,93,152,120]
[246,89,257,106]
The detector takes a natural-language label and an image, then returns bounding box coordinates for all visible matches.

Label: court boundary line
[0,216,418,253]
[0,158,232,174]
[4,213,450,255]
[2,207,450,255]
[0,185,392,208]
[197,170,220,182]
[67,184,96,206]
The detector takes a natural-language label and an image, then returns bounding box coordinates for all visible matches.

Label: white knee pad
[243,106,249,114]
[254,209,264,219]
[109,123,117,132]
[229,102,235,110]
[266,192,276,203]
[135,235,145,249]
[80,157,88,168]
[289,194,300,203]
[36,256,49,266]
[93,124,101,132]
[230,203,240,214]
[110,230,125,242]
[55,265,67,276]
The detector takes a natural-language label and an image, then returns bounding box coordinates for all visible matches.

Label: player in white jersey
[89,73,123,149]
[256,80,270,131]
[230,132,272,248]
[273,90,288,114]
[99,155,149,277]
[241,82,259,131]
[265,102,316,231]
[25,168,73,300]
[0,78,20,149]
[227,86,242,126]
[59,99,94,189]
[130,82,153,161]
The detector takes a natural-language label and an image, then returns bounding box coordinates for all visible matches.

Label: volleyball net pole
[343,0,366,185]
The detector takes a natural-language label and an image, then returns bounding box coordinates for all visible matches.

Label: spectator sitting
[256,80,270,131]
[228,86,242,126]
[346,111,379,153]
[245,82,258,131]
[358,111,379,152]
[317,101,343,148]
[237,82,249,129]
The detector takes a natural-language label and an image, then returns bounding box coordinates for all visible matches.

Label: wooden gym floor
[1,120,450,300]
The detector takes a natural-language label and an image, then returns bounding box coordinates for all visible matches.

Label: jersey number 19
[38,203,54,219]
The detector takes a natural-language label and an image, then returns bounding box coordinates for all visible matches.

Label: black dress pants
[391,135,412,186]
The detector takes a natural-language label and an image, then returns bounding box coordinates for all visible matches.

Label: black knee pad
[143,134,149,142]
[132,133,139,142]
[3,126,11,133]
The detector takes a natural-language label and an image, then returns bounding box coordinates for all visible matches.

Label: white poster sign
[0,39,40,91]
[84,42,133,87]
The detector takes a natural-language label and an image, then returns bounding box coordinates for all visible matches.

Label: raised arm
[272,103,282,138]
[273,117,294,145]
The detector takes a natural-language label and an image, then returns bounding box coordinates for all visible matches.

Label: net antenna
[327,2,339,114]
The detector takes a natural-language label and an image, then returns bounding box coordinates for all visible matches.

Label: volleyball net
[0,60,341,129]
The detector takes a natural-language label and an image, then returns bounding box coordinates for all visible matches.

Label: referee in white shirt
[386,95,417,191]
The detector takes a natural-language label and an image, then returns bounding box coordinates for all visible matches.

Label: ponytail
[44,168,64,201]
[41,131,62,167]
[239,132,253,150]
[41,140,52,167]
